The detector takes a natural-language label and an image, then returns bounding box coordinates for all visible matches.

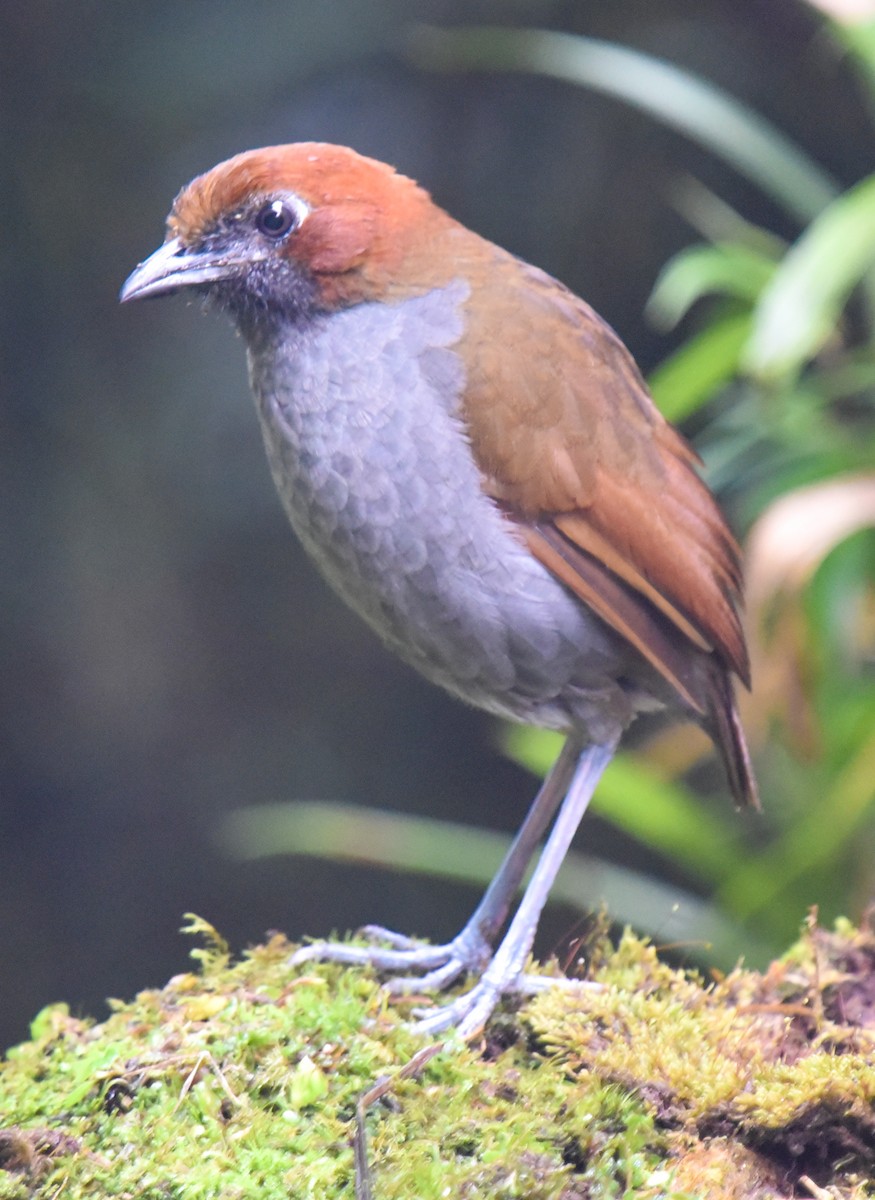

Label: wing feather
[454,245,757,806]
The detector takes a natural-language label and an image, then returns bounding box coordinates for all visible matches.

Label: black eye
[255,200,297,239]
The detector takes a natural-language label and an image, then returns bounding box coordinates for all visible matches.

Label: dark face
[120,192,320,332]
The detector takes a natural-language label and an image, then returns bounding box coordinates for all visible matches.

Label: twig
[353,1042,444,1200]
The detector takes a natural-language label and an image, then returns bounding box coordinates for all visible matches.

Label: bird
[121,142,757,1039]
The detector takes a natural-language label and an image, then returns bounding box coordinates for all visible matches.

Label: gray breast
[246,280,640,741]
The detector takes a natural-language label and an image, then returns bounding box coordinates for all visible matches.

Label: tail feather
[705,667,759,811]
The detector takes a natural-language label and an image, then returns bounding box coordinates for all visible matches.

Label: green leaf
[648,311,752,421]
[408,25,839,223]
[647,243,776,329]
[668,176,789,253]
[745,172,875,379]
[288,1056,329,1109]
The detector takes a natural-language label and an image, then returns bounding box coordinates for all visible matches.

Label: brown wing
[456,247,757,807]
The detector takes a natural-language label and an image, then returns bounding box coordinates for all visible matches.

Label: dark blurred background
[2,0,873,1050]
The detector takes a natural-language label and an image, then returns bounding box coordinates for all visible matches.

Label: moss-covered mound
[1,915,874,1199]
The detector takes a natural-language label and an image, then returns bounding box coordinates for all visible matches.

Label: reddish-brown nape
[168,143,458,307]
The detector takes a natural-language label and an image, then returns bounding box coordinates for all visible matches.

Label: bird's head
[120,143,456,326]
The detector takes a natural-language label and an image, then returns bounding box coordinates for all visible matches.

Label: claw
[356,925,426,951]
[412,980,502,1038]
[383,957,468,995]
[289,924,492,983]
[412,972,602,1038]
[290,936,449,973]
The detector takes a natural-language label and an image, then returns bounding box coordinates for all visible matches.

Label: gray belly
[247,282,640,741]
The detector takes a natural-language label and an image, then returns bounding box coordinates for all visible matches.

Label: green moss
[1,917,874,1198]
[528,923,875,1196]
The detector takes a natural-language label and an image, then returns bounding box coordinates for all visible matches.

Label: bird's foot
[291,928,601,1040]
[290,922,494,994]
[411,968,601,1039]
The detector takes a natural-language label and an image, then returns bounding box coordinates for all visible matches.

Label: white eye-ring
[254,196,308,240]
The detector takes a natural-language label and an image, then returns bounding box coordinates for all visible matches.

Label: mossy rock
[1,915,874,1199]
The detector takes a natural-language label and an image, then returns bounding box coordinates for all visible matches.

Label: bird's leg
[411,738,617,1039]
[290,735,585,991]
[382,733,586,992]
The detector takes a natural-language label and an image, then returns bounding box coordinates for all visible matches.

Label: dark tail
[705,666,760,811]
